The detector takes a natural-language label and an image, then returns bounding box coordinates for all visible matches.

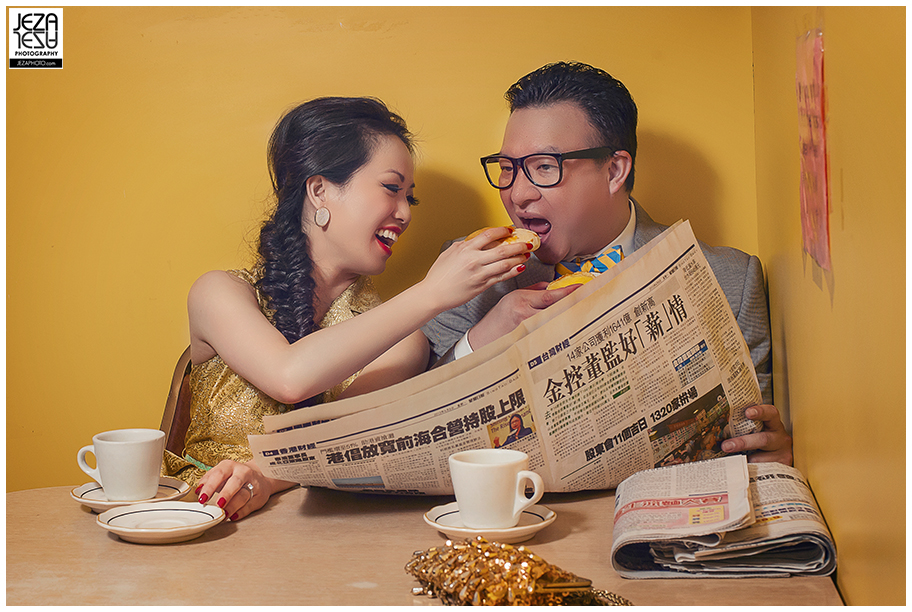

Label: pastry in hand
[547,271,596,290]
[465,226,540,251]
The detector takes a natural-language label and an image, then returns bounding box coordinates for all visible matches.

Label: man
[422,61,792,464]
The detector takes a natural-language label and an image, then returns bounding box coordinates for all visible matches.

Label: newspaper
[611,455,837,578]
[248,220,763,495]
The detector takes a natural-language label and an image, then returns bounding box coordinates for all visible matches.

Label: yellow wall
[7,5,758,489]
[751,6,905,606]
[6,6,903,605]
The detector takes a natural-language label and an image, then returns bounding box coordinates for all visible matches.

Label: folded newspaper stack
[611,455,837,578]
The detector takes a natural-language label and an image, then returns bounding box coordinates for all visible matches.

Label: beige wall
[751,6,905,606]
[6,6,904,605]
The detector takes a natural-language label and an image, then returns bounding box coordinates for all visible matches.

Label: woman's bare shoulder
[189,270,256,302]
[187,271,261,363]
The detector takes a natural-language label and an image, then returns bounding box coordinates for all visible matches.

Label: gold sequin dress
[162,268,381,487]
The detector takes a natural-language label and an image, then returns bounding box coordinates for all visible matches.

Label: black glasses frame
[480,146,615,190]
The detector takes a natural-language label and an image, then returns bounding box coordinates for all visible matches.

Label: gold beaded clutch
[406,537,633,606]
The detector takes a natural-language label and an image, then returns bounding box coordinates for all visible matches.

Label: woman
[503,414,533,445]
[163,97,533,521]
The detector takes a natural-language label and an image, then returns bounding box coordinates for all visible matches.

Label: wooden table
[7,485,842,605]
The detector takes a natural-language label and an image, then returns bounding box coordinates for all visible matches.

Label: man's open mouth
[520,217,551,235]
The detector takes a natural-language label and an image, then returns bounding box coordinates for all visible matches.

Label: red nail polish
[525,252,531,260]
[517,264,526,273]
[194,484,202,494]
[526,242,534,250]
[230,513,239,521]
[198,493,208,504]
[508,227,515,233]
[217,497,226,508]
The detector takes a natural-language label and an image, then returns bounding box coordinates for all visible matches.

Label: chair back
[161,346,192,456]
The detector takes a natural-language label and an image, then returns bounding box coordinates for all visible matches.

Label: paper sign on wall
[796,29,831,270]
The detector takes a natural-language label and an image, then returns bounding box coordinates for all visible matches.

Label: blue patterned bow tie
[554,245,624,279]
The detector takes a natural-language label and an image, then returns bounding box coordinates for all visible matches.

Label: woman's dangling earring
[314,207,330,228]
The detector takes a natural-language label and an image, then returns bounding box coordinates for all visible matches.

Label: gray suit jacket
[421,200,773,403]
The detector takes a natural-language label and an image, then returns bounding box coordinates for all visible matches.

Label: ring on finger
[243,482,254,498]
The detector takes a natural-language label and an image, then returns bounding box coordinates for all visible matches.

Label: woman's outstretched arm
[189,227,531,405]
[336,329,429,399]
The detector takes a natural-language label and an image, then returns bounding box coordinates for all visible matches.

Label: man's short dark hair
[505,61,637,192]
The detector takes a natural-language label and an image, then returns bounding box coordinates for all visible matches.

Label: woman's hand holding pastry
[421,227,538,311]
[195,459,275,522]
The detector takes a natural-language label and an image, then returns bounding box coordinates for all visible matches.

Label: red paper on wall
[796,30,831,270]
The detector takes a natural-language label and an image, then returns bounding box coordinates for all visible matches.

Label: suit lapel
[631,197,668,253]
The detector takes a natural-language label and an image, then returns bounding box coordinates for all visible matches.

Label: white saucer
[97,501,225,544]
[71,477,191,513]
[424,502,556,544]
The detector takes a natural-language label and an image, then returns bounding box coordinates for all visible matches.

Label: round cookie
[465,227,540,251]
[547,271,597,290]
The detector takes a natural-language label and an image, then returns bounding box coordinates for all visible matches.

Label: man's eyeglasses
[480,146,615,190]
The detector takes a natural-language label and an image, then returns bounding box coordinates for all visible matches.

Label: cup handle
[76,445,101,486]
[513,470,544,521]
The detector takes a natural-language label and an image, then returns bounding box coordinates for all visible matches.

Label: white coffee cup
[76,429,165,501]
[448,448,544,529]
